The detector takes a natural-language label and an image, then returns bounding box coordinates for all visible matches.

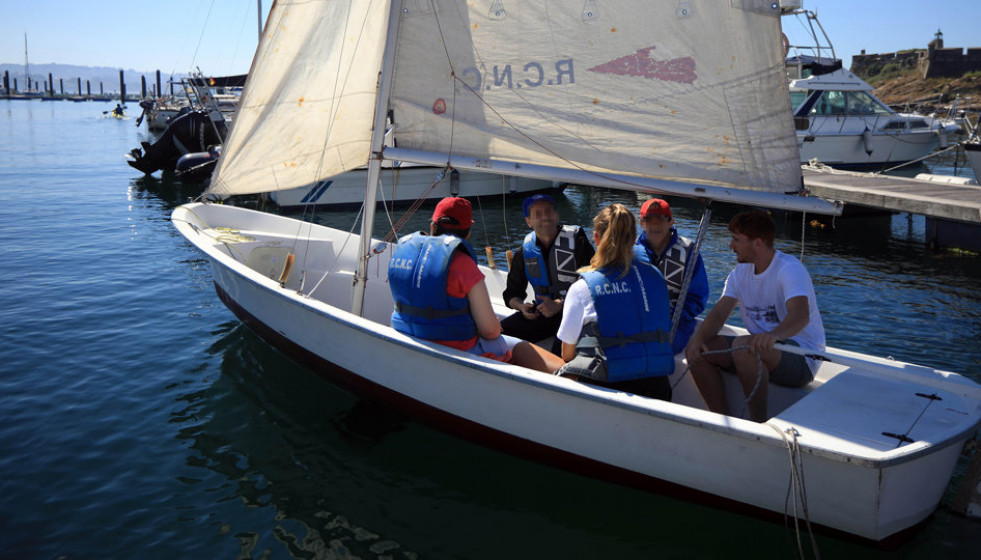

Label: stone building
[850,30,981,79]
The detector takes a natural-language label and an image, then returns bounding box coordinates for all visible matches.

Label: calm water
[1,100,979,559]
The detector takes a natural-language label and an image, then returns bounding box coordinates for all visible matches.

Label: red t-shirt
[435,252,483,351]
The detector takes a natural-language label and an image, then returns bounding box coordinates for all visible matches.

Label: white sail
[209,0,389,196]
[210,0,802,198]
[392,0,799,192]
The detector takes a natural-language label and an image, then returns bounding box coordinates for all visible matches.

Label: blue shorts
[468,334,522,361]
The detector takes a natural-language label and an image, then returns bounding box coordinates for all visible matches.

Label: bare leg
[689,335,733,414]
[511,341,566,373]
[730,336,782,422]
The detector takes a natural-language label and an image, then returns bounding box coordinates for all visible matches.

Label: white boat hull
[798,119,954,167]
[964,141,981,180]
[173,202,981,542]
[267,166,563,209]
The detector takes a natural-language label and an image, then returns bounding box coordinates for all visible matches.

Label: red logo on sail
[588,46,696,84]
[432,99,447,115]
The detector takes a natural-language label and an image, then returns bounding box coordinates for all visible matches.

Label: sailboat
[172,0,981,543]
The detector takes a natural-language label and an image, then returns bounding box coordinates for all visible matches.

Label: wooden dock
[803,167,981,224]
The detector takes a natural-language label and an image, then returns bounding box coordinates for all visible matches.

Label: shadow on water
[129,173,209,210]
[169,323,980,559]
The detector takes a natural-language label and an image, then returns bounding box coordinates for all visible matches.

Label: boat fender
[938,127,948,148]
[862,127,873,156]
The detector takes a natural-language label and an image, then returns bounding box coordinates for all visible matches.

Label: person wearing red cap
[389,197,561,371]
[501,194,594,353]
[635,198,709,354]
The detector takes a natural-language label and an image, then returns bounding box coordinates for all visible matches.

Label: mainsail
[210,0,806,201]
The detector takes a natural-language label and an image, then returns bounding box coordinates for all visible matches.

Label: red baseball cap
[432,197,474,229]
[640,198,672,219]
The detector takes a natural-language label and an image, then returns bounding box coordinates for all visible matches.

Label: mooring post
[156,70,161,100]
[141,75,147,98]
[952,436,981,519]
[119,70,126,102]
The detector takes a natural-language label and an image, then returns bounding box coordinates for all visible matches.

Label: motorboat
[789,60,959,168]
[781,8,959,169]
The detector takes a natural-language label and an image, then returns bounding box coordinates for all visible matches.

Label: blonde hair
[581,203,636,278]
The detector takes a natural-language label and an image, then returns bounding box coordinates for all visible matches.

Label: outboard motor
[126,110,226,174]
[175,145,222,181]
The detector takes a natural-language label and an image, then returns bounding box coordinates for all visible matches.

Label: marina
[1,82,980,560]
[3,1,981,558]
[802,166,981,250]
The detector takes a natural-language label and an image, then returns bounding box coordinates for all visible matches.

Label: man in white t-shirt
[685,211,825,422]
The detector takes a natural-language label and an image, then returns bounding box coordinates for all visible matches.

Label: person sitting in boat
[554,203,675,400]
[685,211,825,422]
[112,104,124,117]
[634,198,709,354]
[501,194,595,353]
[389,197,560,372]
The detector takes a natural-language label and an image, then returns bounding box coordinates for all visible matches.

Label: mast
[23,34,30,92]
[352,0,402,316]
[257,1,263,42]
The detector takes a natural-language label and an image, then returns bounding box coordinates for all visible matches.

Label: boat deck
[803,167,981,224]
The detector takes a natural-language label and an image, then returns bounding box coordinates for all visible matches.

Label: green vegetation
[863,64,917,87]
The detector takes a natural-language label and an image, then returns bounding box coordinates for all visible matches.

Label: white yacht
[789,60,959,168]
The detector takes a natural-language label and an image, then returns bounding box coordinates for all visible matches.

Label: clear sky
[1,0,979,75]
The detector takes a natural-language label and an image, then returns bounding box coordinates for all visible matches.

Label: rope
[768,424,822,560]
[877,140,962,173]
[799,210,806,263]
[476,193,490,250]
[382,168,449,243]
[671,344,764,419]
[675,339,821,558]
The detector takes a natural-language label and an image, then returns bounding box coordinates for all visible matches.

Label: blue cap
[522,194,556,217]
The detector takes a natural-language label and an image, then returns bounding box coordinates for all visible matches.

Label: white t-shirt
[722,251,825,368]
[556,278,595,346]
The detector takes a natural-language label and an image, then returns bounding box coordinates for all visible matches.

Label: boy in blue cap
[501,194,595,352]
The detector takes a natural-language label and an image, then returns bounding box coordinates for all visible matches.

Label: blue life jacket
[635,229,692,302]
[389,232,478,341]
[523,225,580,300]
[580,260,674,381]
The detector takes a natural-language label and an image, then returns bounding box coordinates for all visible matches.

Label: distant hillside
[0,62,185,95]
[852,59,981,112]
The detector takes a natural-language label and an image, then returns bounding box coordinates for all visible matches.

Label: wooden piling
[119,70,125,102]
[156,70,161,100]
[141,75,146,98]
